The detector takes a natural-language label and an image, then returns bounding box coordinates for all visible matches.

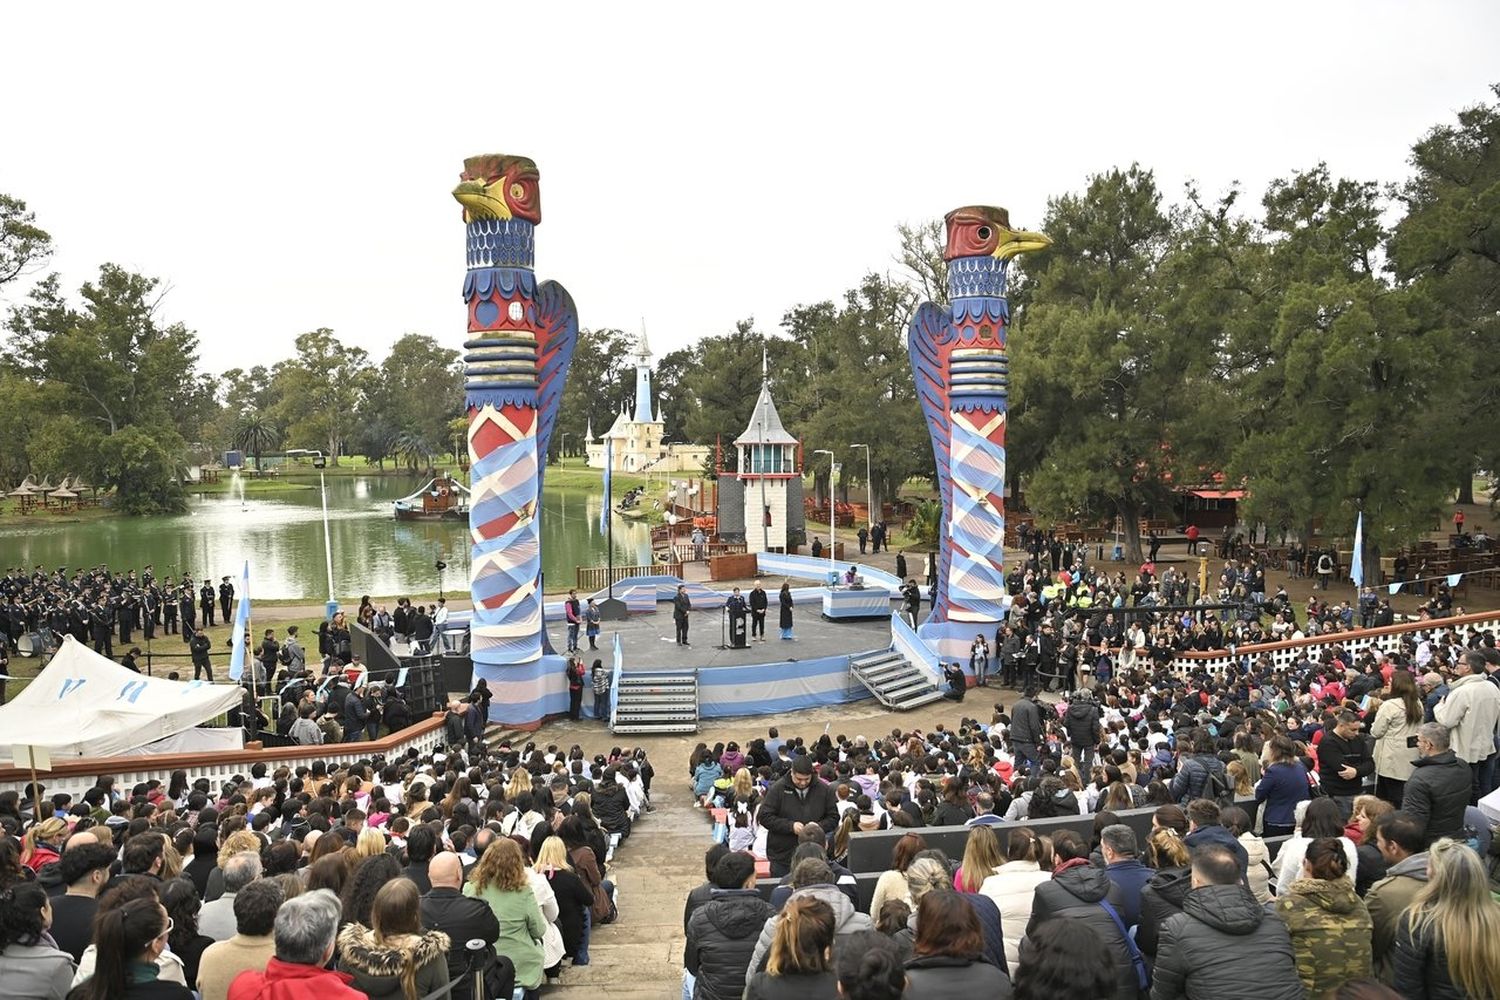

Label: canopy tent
[0,637,244,760]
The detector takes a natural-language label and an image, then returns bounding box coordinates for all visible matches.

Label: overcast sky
[3,1,1497,378]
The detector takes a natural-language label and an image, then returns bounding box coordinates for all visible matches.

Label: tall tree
[359,334,462,460]
[1389,84,1500,505]
[1228,165,1461,565]
[1008,165,1211,561]
[552,327,635,461]
[0,194,52,287]
[271,328,370,465]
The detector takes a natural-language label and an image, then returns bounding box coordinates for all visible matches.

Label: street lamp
[813,449,837,584]
[851,443,873,533]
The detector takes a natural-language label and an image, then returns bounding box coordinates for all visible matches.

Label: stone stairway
[611,671,700,734]
[849,649,944,710]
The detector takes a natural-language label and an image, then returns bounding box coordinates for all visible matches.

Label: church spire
[632,320,654,424]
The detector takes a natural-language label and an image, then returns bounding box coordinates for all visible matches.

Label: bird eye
[977,226,992,240]
[510,184,525,199]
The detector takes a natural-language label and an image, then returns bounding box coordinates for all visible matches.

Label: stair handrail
[890,612,943,685]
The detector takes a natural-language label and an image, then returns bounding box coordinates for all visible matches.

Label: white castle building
[586,329,710,474]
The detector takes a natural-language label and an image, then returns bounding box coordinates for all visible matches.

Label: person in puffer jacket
[747,858,872,975]
[686,852,773,1000]
[1022,831,1138,1000]
[1062,692,1103,773]
[1150,843,1303,1000]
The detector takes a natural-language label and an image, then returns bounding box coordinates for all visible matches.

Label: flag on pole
[600,438,613,535]
[1350,513,1365,588]
[609,630,623,728]
[228,561,252,681]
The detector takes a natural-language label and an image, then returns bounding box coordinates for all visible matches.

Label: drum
[17,632,42,657]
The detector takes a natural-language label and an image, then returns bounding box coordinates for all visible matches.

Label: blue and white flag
[228,561,252,682]
[1350,513,1365,588]
[600,438,613,535]
[609,630,623,727]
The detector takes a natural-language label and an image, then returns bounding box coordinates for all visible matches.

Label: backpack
[278,643,293,665]
[1204,761,1235,808]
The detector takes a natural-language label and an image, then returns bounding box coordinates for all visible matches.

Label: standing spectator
[1219,806,1272,905]
[1364,812,1428,985]
[1401,723,1472,844]
[337,878,451,1000]
[1316,710,1375,821]
[421,853,512,1000]
[0,881,75,998]
[1274,838,1372,997]
[1392,837,1500,1000]
[464,840,545,1000]
[564,589,581,653]
[743,896,839,1000]
[227,889,365,1000]
[778,582,795,641]
[566,658,585,721]
[978,828,1050,972]
[197,880,283,1000]
[1099,825,1152,929]
[1274,799,1358,898]
[1370,670,1424,806]
[1170,735,1228,806]
[759,757,840,878]
[1023,831,1138,1000]
[1255,735,1312,837]
[591,659,611,721]
[1432,650,1500,803]
[1148,843,1303,1000]
[282,626,306,675]
[1137,827,1192,961]
[685,852,774,1000]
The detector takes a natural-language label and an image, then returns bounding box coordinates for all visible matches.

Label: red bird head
[454,154,541,224]
[943,206,1050,262]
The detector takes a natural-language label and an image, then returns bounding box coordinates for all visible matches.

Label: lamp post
[851,443,872,533]
[813,449,836,583]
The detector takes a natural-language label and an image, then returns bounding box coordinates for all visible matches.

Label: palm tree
[907,499,943,545]
[232,413,283,470]
[394,429,431,472]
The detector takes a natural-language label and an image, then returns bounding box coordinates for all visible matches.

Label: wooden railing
[576,562,682,591]
[672,541,748,563]
[0,714,450,798]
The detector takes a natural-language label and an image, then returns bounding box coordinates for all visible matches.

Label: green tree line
[1,84,1495,547]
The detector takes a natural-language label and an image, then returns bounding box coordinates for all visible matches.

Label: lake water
[0,475,652,600]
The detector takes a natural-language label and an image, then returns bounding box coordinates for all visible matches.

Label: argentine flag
[228,561,252,682]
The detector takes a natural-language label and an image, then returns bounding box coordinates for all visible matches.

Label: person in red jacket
[1185,524,1200,555]
[229,889,365,1000]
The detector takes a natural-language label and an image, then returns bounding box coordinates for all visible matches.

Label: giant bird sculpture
[908,206,1050,625]
[454,154,578,668]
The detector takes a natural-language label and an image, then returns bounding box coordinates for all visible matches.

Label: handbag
[1098,898,1150,992]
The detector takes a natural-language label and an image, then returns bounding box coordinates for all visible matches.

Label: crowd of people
[678,615,1500,1000]
[0,738,656,1000]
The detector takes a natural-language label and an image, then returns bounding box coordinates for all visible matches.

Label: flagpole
[321,473,337,619]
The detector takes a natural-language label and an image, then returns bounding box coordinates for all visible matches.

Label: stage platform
[549,612,892,674]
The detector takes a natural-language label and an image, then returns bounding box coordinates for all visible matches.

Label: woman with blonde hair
[466,839,546,999]
[353,826,388,860]
[1393,837,1500,1000]
[20,817,67,872]
[953,824,1003,892]
[1225,759,1254,797]
[216,829,260,869]
[338,877,451,1000]
[1137,827,1192,960]
[731,767,759,811]
[533,837,594,965]
[745,895,838,999]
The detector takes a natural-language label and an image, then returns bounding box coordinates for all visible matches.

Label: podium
[729,612,748,649]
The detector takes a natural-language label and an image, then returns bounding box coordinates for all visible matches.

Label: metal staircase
[850,650,944,710]
[611,670,700,734]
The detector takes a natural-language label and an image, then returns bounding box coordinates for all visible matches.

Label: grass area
[0,502,118,527]
[189,479,315,495]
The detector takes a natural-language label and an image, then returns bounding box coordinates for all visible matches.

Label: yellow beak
[993,229,1052,261]
[452,179,513,222]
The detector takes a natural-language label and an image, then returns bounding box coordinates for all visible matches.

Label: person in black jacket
[1008,688,1044,777]
[686,852,774,1000]
[421,853,515,1000]
[748,582,768,642]
[1403,723,1472,844]
[343,682,370,742]
[1022,831,1138,1000]
[758,757,840,877]
[1150,843,1303,1000]
[1315,710,1375,820]
[1062,691,1103,774]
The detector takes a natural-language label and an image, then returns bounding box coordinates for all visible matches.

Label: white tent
[0,637,244,760]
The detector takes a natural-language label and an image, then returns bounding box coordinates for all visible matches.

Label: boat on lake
[393,473,470,521]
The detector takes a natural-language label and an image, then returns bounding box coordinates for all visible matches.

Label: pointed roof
[735,381,798,446]
[605,409,631,438]
[585,418,595,442]
[636,321,651,361]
